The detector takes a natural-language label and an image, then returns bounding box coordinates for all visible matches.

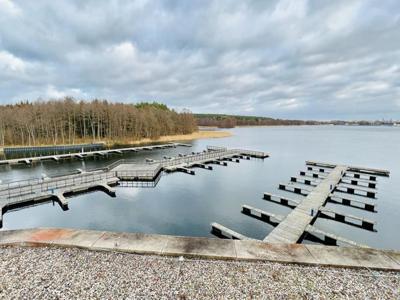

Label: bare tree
[0,99,197,146]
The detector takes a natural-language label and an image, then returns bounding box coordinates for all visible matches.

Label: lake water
[1,126,399,250]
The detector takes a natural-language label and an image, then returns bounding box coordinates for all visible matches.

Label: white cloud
[272,0,308,21]
[274,98,304,110]
[110,42,137,61]
[0,0,21,16]
[0,0,399,120]
[45,85,66,99]
[326,1,362,33]
[45,85,84,99]
[0,51,25,72]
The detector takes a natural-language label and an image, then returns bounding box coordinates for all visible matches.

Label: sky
[0,0,399,120]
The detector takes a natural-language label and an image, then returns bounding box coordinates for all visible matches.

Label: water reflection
[1,126,400,250]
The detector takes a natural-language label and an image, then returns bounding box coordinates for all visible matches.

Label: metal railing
[116,165,162,179]
[118,171,162,188]
[104,159,127,171]
[0,146,266,201]
[0,171,116,200]
[153,149,239,168]
[0,166,163,201]
[232,149,267,157]
[207,146,228,151]
[3,143,105,157]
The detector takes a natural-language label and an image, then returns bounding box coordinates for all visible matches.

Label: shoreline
[115,130,232,146]
[0,130,232,149]
[1,228,399,270]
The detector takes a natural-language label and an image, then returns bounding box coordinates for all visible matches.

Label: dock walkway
[264,166,347,244]
[212,160,389,248]
[0,146,269,227]
[0,143,187,166]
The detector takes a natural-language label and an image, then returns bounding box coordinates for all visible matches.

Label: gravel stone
[0,246,399,299]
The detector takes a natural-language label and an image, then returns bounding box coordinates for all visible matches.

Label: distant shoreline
[200,124,400,129]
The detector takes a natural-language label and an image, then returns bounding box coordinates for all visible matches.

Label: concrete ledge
[93,232,168,255]
[0,228,399,271]
[305,245,399,270]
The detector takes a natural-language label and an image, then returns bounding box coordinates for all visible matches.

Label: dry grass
[0,130,232,149]
[124,130,232,146]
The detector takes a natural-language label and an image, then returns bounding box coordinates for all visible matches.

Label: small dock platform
[211,222,253,240]
[211,161,389,248]
[265,165,348,244]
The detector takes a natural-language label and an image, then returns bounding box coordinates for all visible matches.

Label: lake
[1,126,399,250]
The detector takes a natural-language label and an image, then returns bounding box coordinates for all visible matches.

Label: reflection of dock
[0,143,187,166]
[212,161,389,248]
[0,146,269,228]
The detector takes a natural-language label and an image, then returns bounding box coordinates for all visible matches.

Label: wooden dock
[0,146,269,227]
[0,143,186,166]
[211,222,253,240]
[211,161,389,248]
[0,170,119,227]
[2,143,105,157]
[306,160,390,177]
[264,165,348,244]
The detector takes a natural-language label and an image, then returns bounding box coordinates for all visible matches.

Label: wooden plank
[290,176,318,186]
[305,225,369,248]
[299,170,327,179]
[328,195,376,212]
[306,161,390,177]
[210,223,252,240]
[335,186,377,199]
[340,178,377,189]
[318,207,376,230]
[263,193,300,208]
[278,183,311,196]
[242,205,284,223]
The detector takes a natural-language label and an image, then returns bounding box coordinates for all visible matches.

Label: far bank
[112,130,232,147]
[0,130,232,157]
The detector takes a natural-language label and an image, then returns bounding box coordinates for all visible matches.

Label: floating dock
[212,161,389,248]
[265,165,348,244]
[0,143,188,166]
[2,143,105,158]
[0,146,269,227]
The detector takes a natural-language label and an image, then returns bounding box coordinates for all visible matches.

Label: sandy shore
[0,246,398,299]
[122,130,232,146]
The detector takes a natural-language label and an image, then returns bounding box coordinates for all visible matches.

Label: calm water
[1,126,400,250]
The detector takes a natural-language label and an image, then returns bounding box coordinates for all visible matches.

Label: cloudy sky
[0,0,399,120]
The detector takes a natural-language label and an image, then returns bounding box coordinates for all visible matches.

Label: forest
[195,114,323,128]
[0,99,197,146]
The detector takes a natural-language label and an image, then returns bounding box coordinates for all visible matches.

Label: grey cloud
[0,0,399,120]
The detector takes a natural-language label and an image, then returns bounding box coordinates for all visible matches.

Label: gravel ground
[0,246,399,299]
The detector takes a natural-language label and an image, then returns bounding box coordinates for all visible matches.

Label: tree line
[195,114,323,128]
[0,99,197,146]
